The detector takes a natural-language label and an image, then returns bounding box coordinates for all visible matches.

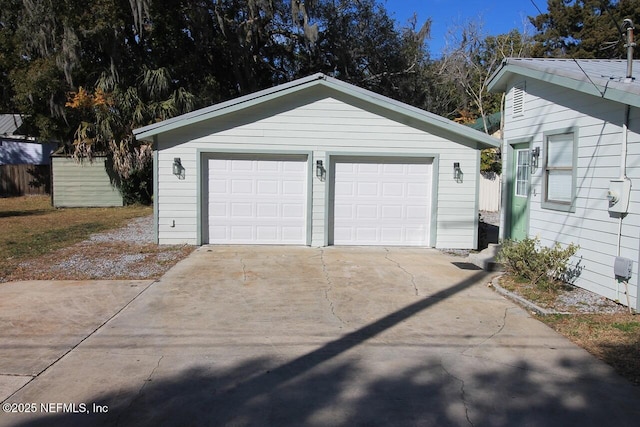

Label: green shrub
[497,237,579,290]
[120,161,153,206]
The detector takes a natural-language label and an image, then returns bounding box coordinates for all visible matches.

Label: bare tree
[440,19,533,133]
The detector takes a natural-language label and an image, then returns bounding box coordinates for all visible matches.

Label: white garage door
[333,159,432,246]
[207,155,307,244]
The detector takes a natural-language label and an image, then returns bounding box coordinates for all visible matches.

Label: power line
[529,0,543,16]
[600,0,624,40]
[572,58,607,97]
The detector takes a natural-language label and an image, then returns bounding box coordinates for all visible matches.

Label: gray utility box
[614,256,633,280]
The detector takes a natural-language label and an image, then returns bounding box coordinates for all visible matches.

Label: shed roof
[488,58,640,108]
[0,114,23,137]
[134,73,499,149]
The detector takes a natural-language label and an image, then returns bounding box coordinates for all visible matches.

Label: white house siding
[0,140,57,165]
[502,77,639,308]
[479,173,501,212]
[155,95,480,248]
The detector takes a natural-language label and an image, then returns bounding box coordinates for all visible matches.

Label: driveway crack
[320,248,346,326]
[462,307,510,356]
[239,255,247,282]
[440,362,475,427]
[384,248,419,296]
[116,355,163,426]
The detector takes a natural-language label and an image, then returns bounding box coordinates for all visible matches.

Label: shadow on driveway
[10,268,640,426]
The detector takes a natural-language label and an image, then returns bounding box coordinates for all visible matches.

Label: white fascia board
[318,75,500,149]
[136,72,499,149]
[488,62,640,108]
[134,73,327,141]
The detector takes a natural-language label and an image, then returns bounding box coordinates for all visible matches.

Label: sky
[382,0,548,56]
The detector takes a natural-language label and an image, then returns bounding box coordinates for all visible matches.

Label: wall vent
[512,82,525,117]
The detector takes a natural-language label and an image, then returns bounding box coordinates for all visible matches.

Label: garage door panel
[210,179,227,193]
[334,205,353,219]
[257,180,278,194]
[356,205,377,219]
[282,226,305,241]
[283,162,306,172]
[335,184,354,197]
[257,203,278,217]
[282,203,305,218]
[231,226,252,240]
[231,161,253,172]
[256,226,278,240]
[207,157,307,244]
[257,161,278,172]
[356,182,378,196]
[283,181,305,195]
[407,164,429,174]
[356,228,378,241]
[231,180,252,193]
[209,159,227,171]
[209,226,227,240]
[382,182,403,196]
[408,183,429,195]
[333,159,432,246]
[230,203,253,217]
[335,163,355,174]
[381,205,403,219]
[406,205,428,218]
[381,228,402,241]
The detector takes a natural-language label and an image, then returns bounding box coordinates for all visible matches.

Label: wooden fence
[0,164,51,196]
[479,172,501,212]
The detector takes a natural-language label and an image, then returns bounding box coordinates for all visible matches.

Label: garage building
[133,73,499,248]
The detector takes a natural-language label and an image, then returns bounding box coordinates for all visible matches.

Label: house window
[512,82,525,117]
[515,149,530,197]
[543,131,576,212]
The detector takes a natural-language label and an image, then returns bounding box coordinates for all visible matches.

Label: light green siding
[155,95,484,249]
[500,77,640,310]
[52,156,123,207]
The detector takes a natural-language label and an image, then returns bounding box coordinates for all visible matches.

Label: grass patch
[612,321,640,333]
[540,313,640,385]
[499,275,560,308]
[0,195,151,279]
[498,273,639,385]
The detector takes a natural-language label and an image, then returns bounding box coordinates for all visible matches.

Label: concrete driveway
[1,246,639,426]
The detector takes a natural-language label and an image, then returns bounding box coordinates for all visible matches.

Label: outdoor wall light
[531,147,540,169]
[316,160,325,180]
[173,157,185,179]
[453,162,463,183]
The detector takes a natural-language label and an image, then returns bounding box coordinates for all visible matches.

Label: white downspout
[617,21,635,309]
[618,104,630,260]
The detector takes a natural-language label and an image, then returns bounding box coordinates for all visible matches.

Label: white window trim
[541,128,577,213]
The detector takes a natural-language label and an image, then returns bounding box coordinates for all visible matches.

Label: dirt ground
[3,215,194,282]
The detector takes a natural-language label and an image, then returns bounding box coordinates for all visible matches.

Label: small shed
[0,114,57,196]
[51,155,123,207]
[134,73,499,247]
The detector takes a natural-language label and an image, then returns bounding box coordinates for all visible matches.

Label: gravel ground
[89,215,156,244]
[554,285,630,314]
[475,211,628,314]
[10,213,630,313]
[6,215,194,282]
[479,210,500,227]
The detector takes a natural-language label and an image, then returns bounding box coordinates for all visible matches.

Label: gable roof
[488,58,640,108]
[134,73,499,149]
[0,114,24,137]
[467,112,501,135]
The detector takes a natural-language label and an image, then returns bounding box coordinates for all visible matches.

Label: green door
[510,144,530,240]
